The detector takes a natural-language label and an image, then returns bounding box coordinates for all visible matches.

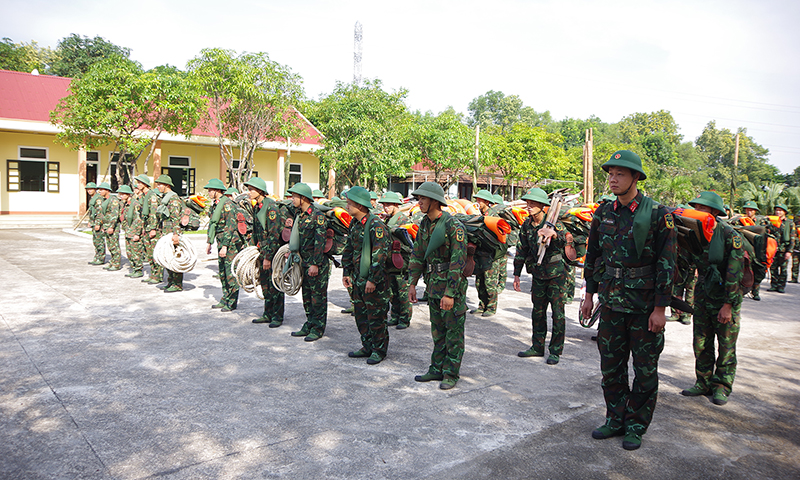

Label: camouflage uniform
[252,198,286,325]
[791,219,800,283]
[513,215,570,358]
[690,224,744,398]
[121,194,145,275]
[101,195,122,268]
[88,192,106,263]
[386,210,412,327]
[141,189,163,282]
[342,214,391,360]
[158,191,185,289]
[474,204,508,315]
[768,217,794,292]
[584,192,676,438]
[294,204,331,337]
[733,215,770,299]
[208,196,246,309]
[409,212,469,382]
[670,246,696,323]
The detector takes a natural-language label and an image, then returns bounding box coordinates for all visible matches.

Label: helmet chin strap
[617,173,639,197]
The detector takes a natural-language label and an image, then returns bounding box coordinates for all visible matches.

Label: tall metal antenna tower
[353,21,363,86]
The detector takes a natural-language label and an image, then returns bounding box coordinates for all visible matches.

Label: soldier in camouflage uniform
[680,192,744,406]
[154,175,185,292]
[668,246,695,324]
[471,190,502,317]
[87,182,107,265]
[205,178,245,311]
[99,184,122,271]
[791,210,800,283]
[137,175,163,284]
[736,201,770,300]
[380,191,413,329]
[767,203,794,293]
[342,186,391,364]
[246,177,287,327]
[408,182,468,390]
[513,187,570,365]
[581,150,676,451]
[118,185,145,278]
[287,183,330,341]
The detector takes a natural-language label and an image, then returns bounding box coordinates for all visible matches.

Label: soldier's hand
[172,233,180,246]
[149,229,156,239]
[263,259,271,270]
[513,275,522,292]
[648,306,667,333]
[94,225,100,231]
[219,246,227,258]
[308,265,319,277]
[718,303,733,324]
[440,295,454,311]
[409,285,418,303]
[206,244,212,255]
[538,227,557,242]
[342,276,352,288]
[365,280,376,293]
[580,295,594,320]
[285,218,294,227]
[106,228,114,235]
[133,235,140,242]
[786,252,792,261]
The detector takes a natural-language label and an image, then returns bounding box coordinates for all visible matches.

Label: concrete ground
[1,229,798,480]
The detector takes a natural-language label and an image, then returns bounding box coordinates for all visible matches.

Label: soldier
[472,189,503,317]
[287,183,330,341]
[247,177,287,327]
[581,150,676,450]
[87,181,106,265]
[138,174,163,284]
[513,187,570,365]
[408,182,468,390]
[154,175,185,292]
[99,183,122,271]
[118,185,145,278]
[342,186,391,364]
[380,191,413,329]
[767,203,794,293]
[205,178,244,312]
[680,192,744,406]
[312,189,326,203]
[791,209,800,283]
[224,187,239,199]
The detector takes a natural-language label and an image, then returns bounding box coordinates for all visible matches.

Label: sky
[3,0,799,174]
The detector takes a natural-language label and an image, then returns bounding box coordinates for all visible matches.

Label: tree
[0,37,58,74]
[51,34,130,78]
[305,79,412,192]
[467,90,552,133]
[618,110,682,146]
[492,124,578,190]
[402,110,474,188]
[187,48,306,190]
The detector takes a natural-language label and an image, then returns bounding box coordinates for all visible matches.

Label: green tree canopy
[50,34,131,78]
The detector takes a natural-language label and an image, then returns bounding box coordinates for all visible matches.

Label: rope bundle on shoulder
[153,234,197,273]
[271,244,302,296]
[232,246,263,299]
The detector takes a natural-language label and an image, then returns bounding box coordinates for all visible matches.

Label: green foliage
[618,110,682,146]
[490,124,578,188]
[467,90,552,133]
[737,181,786,213]
[402,109,474,188]
[0,37,58,73]
[50,34,130,78]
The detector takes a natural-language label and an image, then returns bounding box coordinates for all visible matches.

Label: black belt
[606,264,654,279]
[427,262,450,273]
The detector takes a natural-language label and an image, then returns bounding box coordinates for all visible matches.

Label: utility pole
[731,132,740,209]
[472,124,480,196]
[583,128,594,204]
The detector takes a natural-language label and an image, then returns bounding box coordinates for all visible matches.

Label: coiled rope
[231,246,263,299]
[153,234,197,273]
[271,244,303,296]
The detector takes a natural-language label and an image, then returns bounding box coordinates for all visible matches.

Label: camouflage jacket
[584,192,676,314]
[208,196,246,251]
[487,204,505,217]
[158,191,184,235]
[252,197,285,261]
[121,196,144,239]
[342,213,390,286]
[409,211,468,300]
[386,211,410,228]
[513,215,568,281]
[88,193,105,228]
[769,218,795,253]
[692,224,744,307]
[101,195,121,231]
[141,189,162,232]
[294,203,327,267]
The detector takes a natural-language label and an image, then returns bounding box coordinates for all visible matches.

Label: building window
[288,163,302,188]
[109,152,135,192]
[169,156,191,167]
[226,159,257,185]
[163,157,195,196]
[7,147,59,192]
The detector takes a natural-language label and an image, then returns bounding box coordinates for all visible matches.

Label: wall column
[153,140,162,176]
[78,147,87,215]
[277,149,286,196]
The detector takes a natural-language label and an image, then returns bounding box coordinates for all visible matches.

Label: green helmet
[742,200,759,212]
[225,187,239,196]
[689,191,725,216]
[204,178,226,191]
[155,174,174,187]
[492,194,504,206]
[117,185,134,195]
[521,187,550,206]
[312,189,325,198]
[369,191,379,200]
[474,189,494,203]
[602,150,647,180]
[86,182,97,189]
[134,174,151,188]
[288,182,313,200]
[347,186,372,209]
[97,182,111,191]
[411,182,447,205]
[775,203,789,213]
[379,191,404,204]
[244,177,268,194]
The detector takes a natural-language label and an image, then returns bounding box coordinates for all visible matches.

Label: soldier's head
[602,151,645,197]
[411,182,447,216]
[155,174,173,194]
[288,183,314,209]
[775,204,788,219]
[474,189,494,214]
[117,184,133,203]
[346,186,372,219]
[369,191,379,207]
[86,181,97,196]
[204,178,226,200]
[521,188,550,217]
[134,174,151,193]
[244,177,268,202]
[743,200,759,219]
[689,191,725,217]
[97,182,111,198]
[379,191,403,215]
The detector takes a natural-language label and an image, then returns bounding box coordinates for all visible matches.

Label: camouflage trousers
[92,228,106,262]
[166,269,183,288]
[529,275,569,356]
[597,307,665,436]
[217,249,240,308]
[425,297,466,381]
[387,271,412,326]
[351,278,390,358]
[143,233,163,282]
[258,259,285,324]
[751,262,767,298]
[792,252,800,282]
[475,256,506,313]
[770,253,789,291]
[299,261,330,337]
[692,297,741,396]
[125,237,144,272]
[104,231,121,268]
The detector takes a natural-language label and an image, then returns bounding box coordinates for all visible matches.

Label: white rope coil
[271,244,302,296]
[232,246,263,299]
[153,234,197,273]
